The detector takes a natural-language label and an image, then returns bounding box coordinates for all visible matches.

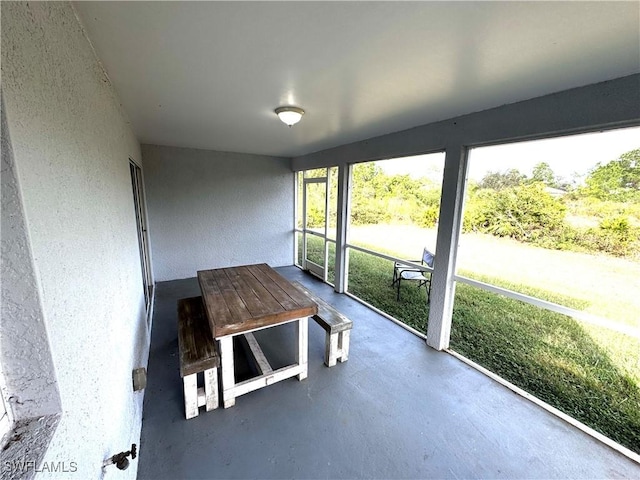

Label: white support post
[302,179,308,271]
[293,172,300,265]
[334,164,350,293]
[324,170,331,283]
[427,145,469,350]
[296,317,309,380]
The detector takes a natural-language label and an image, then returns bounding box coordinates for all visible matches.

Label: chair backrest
[422,248,435,268]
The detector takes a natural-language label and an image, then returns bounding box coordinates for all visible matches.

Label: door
[302,176,329,279]
[130,160,153,314]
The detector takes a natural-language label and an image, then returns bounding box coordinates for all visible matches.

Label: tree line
[345,148,640,258]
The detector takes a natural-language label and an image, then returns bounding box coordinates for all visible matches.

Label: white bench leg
[338,330,350,363]
[183,374,198,419]
[219,336,236,408]
[204,367,219,411]
[325,332,339,367]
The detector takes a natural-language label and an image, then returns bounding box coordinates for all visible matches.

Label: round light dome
[275,106,305,127]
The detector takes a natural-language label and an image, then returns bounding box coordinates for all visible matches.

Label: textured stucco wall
[142,144,293,281]
[1,3,149,479]
[1,94,62,480]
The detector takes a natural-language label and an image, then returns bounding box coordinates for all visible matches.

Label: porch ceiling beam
[291,74,639,172]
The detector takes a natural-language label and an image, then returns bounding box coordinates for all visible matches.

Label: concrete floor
[138,266,640,479]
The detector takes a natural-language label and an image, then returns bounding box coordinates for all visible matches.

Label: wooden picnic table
[197,263,317,408]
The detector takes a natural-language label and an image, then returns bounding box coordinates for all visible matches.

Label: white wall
[1,3,149,478]
[1,93,62,477]
[142,144,293,281]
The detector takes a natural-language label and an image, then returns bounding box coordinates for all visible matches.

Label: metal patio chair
[391,248,435,303]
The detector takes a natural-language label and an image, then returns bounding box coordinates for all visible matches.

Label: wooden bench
[292,282,353,367]
[178,296,220,419]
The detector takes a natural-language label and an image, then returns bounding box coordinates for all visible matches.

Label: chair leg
[397,278,401,301]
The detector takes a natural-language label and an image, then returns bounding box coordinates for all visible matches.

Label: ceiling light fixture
[275,106,305,127]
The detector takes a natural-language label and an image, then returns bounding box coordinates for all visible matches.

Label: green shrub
[600,215,632,235]
[594,216,639,257]
[350,200,390,225]
[349,162,443,226]
[464,182,566,242]
[556,217,640,258]
[567,197,640,224]
[463,189,493,232]
[580,148,640,202]
[306,205,325,228]
[478,169,526,190]
[413,204,440,228]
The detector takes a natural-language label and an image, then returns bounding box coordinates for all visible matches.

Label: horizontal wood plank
[211,269,253,321]
[242,332,273,375]
[229,365,306,398]
[178,296,220,377]
[246,264,301,311]
[226,266,281,317]
[291,281,353,334]
[237,266,287,314]
[197,270,234,337]
[198,264,317,338]
[253,263,315,307]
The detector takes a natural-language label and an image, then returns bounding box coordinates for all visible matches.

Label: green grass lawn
[348,224,640,328]
[299,235,640,454]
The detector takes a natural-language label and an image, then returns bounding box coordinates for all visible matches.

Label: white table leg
[219,336,236,408]
[296,316,309,380]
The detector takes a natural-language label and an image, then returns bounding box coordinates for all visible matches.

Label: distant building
[546,187,567,198]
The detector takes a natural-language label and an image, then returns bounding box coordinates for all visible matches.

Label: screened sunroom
[2,2,639,479]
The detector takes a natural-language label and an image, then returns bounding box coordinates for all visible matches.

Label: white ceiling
[74,1,640,158]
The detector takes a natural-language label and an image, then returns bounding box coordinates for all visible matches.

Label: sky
[378,125,639,185]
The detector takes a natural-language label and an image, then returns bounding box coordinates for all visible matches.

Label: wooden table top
[197,263,317,338]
